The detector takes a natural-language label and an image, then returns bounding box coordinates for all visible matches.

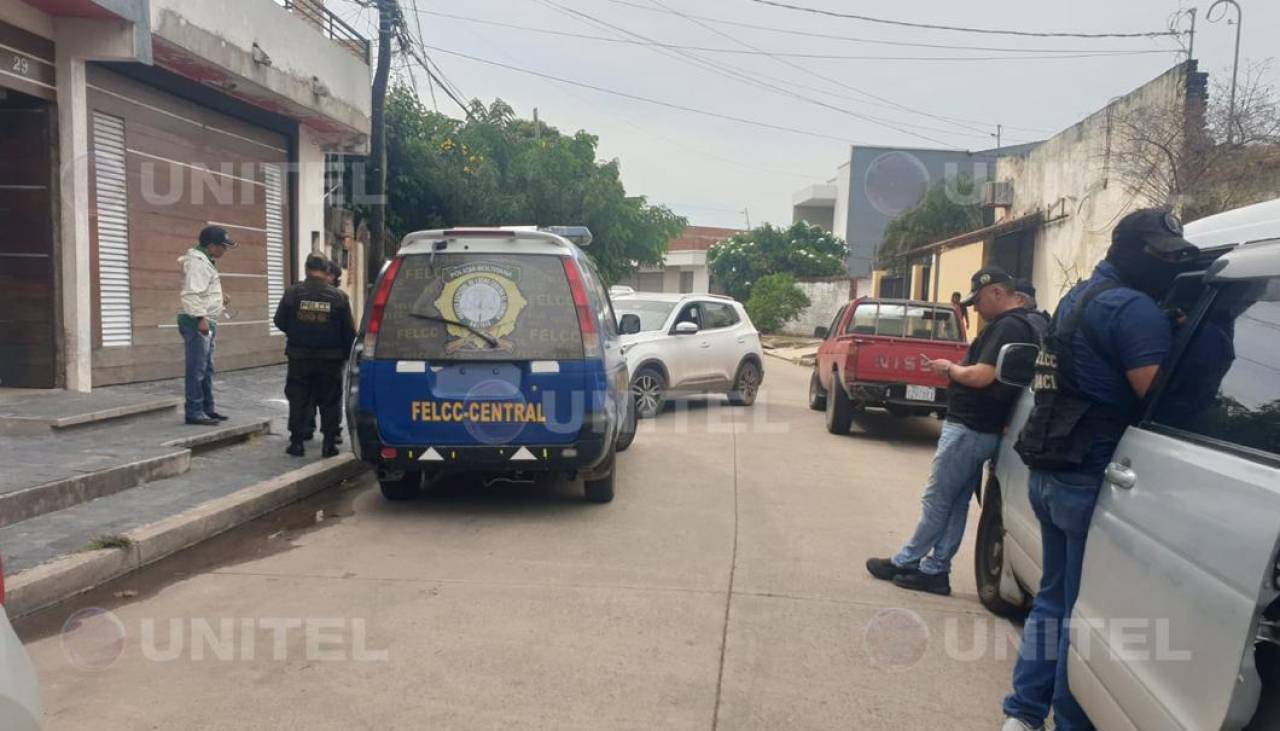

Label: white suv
[613,293,764,418]
[1,557,42,731]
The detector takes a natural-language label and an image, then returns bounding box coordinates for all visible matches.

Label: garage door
[86,67,292,385]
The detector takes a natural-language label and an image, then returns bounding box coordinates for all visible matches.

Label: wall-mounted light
[311,76,330,97]
[252,42,273,67]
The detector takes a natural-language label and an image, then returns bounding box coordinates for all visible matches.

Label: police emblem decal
[434,263,527,352]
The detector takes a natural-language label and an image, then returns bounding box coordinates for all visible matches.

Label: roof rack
[397,227,593,254]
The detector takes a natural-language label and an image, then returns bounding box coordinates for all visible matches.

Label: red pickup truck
[808,297,969,433]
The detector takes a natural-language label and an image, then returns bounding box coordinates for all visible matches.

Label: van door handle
[1105,461,1137,489]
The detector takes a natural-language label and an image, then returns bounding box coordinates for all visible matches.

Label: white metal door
[1069,277,1280,730]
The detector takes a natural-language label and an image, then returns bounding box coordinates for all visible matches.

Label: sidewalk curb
[5,455,368,619]
[765,350,817,368]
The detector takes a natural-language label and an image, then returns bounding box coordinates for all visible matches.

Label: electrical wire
[537,0,972,147]
[746,0,1186,39]
[405,9,1172,62]
[417,43,868,143]
[595,0,1178,53]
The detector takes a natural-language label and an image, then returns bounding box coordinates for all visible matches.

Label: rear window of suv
[376,253,584,361]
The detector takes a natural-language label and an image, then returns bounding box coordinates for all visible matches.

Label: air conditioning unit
[982,181,1013,208]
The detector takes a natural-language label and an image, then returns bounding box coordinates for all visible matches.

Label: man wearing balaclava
[1000,208,1198,731]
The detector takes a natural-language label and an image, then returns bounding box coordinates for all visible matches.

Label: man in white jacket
[177,226,235,425]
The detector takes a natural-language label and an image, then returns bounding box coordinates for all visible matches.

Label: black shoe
[321,441,339,458]
[286,442,305,457]
[866,557,917,582]
[892,571,952,596]
[185,416,219,426]
[205,411,230,421]
[302,433,315,442]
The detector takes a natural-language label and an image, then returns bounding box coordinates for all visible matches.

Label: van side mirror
[814,326,828,339]
[674,321,699,335]
[619,313,642,335]
[996,343,1040,388]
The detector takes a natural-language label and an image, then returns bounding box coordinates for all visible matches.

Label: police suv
[345,227,638,503]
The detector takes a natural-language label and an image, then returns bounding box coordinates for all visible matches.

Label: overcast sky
[330,0,1278,229]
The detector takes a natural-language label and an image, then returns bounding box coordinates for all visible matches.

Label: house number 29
[12,56,31,75]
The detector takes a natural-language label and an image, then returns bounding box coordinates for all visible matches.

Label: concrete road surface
[17,360,1019,730]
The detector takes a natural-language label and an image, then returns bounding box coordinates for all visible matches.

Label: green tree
[706,221,847,302]
[381,86,686,283]
[879,175,985,270]
[745,273,811,334]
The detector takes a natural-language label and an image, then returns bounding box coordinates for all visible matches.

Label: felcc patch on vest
[299,299,333,323]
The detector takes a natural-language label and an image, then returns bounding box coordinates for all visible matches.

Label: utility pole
[742,208,751,230]
[533,107,540,140]
[367,0,397,289]
[1184,7,1197,61]
[1207,0,1243,145]
[994,124,1002,150]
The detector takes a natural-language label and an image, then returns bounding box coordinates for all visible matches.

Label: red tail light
[363,257,404,358]
[561,257,599,354]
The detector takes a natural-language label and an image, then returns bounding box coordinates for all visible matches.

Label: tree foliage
[706,221,846,302]
[745,273,811,334]
[381,86,686,283]
[879,175,984,270]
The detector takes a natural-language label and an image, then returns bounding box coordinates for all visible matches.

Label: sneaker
[1001,718,1043,731]
[185,416,219,426]
[892,570,951,596]
[866,557,917,582]
[204,411,230,421]
[321,441,339,458]
[286,442,305,457]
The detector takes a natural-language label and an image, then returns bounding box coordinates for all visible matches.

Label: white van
[975,198,1280,730]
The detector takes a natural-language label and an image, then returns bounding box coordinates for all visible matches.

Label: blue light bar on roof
[541,226,593,247]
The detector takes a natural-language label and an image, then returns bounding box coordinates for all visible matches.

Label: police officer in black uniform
[273,254,356,457]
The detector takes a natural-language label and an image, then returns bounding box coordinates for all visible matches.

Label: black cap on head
[305,253,330,273]
[1109,208,1196,261]
[1014,278,1036,299]
[198,225,236,248]
[959,265,1013,306]
[327,260,341,277]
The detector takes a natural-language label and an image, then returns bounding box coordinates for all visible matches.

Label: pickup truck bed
[809,297,969,433]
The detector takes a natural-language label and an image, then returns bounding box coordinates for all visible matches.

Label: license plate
[905,385,936,402]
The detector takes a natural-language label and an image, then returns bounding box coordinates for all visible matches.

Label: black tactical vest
[1013,281,1131,471]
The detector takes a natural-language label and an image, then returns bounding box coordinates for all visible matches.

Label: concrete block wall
[780,278,850,337]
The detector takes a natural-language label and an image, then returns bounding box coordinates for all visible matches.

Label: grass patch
[82,534,134,551]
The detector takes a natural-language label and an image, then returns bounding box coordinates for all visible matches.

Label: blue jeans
[179,324,216,420]
[1003,470,1101,731]
[892,420,1000,576]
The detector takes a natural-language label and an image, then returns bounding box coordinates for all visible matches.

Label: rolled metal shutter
[92,111,133,347]
[264,163,285,335]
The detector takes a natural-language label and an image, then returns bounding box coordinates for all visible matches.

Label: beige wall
[996,64,1194,314]
[937,241,985,340]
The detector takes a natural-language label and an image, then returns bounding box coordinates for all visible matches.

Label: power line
[747,0,1187,39]
[537,0,970,147]
[595,0,1177,53]
[406,9,1172,62]
[418,43,867,143]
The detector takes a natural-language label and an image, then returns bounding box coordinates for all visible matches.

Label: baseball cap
[198,225,237,248]
[1111,208,1197,261]
[959,265,1013,306]
[305,253,330,272]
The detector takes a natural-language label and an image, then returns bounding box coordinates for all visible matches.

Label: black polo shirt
[945,308,1039,434]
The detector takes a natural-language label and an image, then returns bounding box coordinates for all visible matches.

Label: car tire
[975,479,1029,619]
[616,396,637,452]
[584,453,616,503]
[727,360,762,406]
[808,370,827,411]
[379,472,421,502]
[825,371,855,434]
[631,367,666,419]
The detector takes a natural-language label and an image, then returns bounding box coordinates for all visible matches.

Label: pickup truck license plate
[905,385,936,402]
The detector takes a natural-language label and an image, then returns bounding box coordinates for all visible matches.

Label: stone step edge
[4,455,368,619]
[0,450,192,530]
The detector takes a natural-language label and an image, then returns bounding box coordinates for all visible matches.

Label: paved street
[16,360,1019,730]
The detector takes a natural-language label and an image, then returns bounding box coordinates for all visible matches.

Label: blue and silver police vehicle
[345,227,638,503]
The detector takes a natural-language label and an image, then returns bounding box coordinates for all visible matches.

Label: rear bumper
[845,381,948,411]
[352,413,609,474]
